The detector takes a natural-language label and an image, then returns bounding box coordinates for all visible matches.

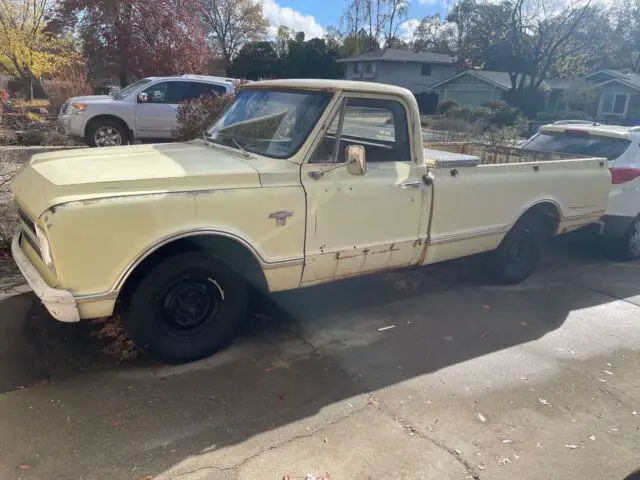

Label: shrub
[172,93,235,141]
[173,80,248,141]
[436,100,460,114]
[45,62,93,114]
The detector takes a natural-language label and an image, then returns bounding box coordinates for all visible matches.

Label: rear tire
[121,251,247,364]
[485,214,544,285]
[612,216,640,261]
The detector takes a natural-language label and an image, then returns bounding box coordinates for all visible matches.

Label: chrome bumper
[11,232,80,322]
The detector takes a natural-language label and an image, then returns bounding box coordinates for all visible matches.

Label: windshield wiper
[204,132,250,158]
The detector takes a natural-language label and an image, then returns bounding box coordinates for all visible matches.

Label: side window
[143,82,168,103]
[309,98,411,164]
[165,82,192,104]
[186,82,227,101]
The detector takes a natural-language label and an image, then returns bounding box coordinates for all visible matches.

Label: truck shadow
[0,234,637,478]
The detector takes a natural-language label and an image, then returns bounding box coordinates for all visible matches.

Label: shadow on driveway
[0,234,637,479]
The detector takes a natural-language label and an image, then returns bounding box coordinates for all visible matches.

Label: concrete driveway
[0,236,638,480]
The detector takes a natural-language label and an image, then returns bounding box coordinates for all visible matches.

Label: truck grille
[17,206,42,258]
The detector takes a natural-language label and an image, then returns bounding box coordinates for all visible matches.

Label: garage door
[445,90,495,107]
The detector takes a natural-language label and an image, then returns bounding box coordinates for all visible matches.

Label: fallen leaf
[477,465,486,471]
[603,370,614,376]
[496,456,511,465]
[606,362,613,367]
[323,437,328,444]
[538,398,552,407]
[565,444,579,449]
[19,464,30,470]
[536,442,542,448]
[513,454,520,460]
[633,411,638,416]
[476,412,487,423]
[502,439,513,444]
[590,435,596,441]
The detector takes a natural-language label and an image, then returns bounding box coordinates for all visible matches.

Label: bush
[45,63,93,114]
[436,100,460,114]
[172,93,235,141]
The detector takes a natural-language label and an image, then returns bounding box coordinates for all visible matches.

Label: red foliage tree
[56,0,209,86]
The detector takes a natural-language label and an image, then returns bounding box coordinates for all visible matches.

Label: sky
[261,0,448,42]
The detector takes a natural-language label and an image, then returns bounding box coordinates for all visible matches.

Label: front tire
[86,119,128,147]
[485,215,544,285]
[121,252,248,364]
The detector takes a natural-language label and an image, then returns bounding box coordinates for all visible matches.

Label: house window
[556,91,568,111]
[601,93,628,115]
[364,63,374,75]
[353,62,361,74]
[421,64,432,76]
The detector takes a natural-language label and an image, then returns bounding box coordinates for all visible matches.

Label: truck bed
[423,142,584,166]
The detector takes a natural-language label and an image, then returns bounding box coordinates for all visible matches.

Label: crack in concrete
[168,403,371,479]
[284,321,482,480]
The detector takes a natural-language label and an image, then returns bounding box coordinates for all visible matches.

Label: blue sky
[262,0,447,40]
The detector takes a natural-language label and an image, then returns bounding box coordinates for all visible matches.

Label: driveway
[0,236,638,480]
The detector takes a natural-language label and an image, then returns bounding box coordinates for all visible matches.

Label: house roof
[584,70,640,91]
[336,48,457,65]
[430,70,547,91]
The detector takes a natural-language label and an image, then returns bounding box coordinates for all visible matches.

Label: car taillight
[610,167,640,184]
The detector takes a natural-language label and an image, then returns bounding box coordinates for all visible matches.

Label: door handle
[399,180,424,189]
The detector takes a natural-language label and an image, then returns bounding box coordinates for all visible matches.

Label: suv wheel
[87,119,128,147]
[620,216,640,261]
[121,252,248,364]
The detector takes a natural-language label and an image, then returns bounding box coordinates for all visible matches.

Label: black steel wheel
[121,251,247,363]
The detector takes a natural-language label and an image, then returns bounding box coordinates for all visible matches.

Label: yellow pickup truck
[11,79,611,363]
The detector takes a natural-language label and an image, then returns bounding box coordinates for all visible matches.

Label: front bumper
[58,114,86,139]
[11,232,80,322]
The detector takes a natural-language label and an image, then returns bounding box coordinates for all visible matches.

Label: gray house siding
[345,61,456,93]
[434,74,503,107]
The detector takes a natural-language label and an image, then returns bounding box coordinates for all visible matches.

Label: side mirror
[137,92,148,103]
[346,144,366,176]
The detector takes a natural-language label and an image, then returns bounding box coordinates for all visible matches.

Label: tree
[231,41,281,79]
[0,0,76,98]
[412,14,454,54]
[609,0,640,72]
[57,0,208,86]
[200,0,268,75]
[384,0,408,45]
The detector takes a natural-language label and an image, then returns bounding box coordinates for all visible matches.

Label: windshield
[524,130,631,161]
[206,89,333,159]
[112,78,153,99]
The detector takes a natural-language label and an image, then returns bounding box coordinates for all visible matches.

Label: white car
[58,75,238,147]
[522,121,640,260]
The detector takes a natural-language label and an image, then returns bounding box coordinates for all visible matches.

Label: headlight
[67,102,87,115]
[35,224,56,272]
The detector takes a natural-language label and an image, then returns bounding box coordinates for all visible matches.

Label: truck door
[300,94,429,285]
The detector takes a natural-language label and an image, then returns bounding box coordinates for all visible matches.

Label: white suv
[58,75,237,147]
[522,121,640,260]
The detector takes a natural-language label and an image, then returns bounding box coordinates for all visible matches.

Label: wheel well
[116,235,269,310]
[85,115,131,141]
[519,202,561,237]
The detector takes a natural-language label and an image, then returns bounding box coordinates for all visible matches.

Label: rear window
[524,131,631,161]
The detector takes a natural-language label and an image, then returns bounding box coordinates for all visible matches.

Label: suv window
[142,81,193,104]
[186,82,228,101]
[524,130,631,161]
[310,98,411,163]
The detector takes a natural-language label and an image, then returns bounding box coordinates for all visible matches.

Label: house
[429,70,548,107]
[549,70,640,121]
[336,48,457,94]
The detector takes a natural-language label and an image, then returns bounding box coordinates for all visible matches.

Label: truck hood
[11,142,265,217]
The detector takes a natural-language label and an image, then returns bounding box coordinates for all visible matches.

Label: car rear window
[524,130,631,161]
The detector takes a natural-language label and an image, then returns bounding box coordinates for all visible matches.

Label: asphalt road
[0,235,638,480]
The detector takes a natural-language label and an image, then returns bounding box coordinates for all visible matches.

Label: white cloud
[399,18,420,40]
[418,0,441,4]
[261,0,325,39]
